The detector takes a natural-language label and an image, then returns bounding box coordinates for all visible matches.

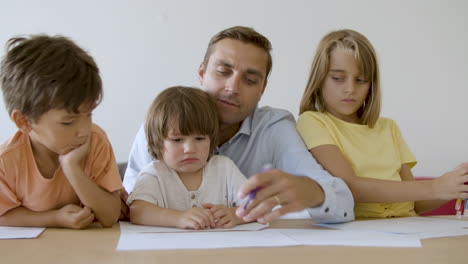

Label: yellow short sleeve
[297,112,337,150]
[390,120,417,168]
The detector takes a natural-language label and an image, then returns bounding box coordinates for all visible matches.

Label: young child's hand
[176,207,216,230]
[56,204,95,229]
[202,203,242,228]
[59,136,91,169]
[432,163,468,200]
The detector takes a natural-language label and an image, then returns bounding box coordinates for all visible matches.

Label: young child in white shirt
[127,86,248,229]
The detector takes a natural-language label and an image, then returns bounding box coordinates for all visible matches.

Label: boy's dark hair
[202,26,273,80]
[0,35,102,122]
[145,86,219,160]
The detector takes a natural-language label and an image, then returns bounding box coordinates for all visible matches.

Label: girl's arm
[129,200,215,230]
[310,145,468,203]
[400,165,454,214]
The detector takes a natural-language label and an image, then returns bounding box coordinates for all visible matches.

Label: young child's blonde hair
[299,29,382,127]
[145,86,219,160]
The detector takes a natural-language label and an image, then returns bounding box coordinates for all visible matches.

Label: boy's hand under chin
[59,137,91,169]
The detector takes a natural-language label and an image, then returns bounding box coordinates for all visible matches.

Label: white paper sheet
[116,229,300,250]
[0,226,45,239]
[116,217,468,250]
[417,227,468,239]
[278,229,421,248]
[318,217,468,238]
[119,221,269,233]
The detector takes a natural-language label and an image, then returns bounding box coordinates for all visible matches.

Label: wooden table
[1,218,467,264]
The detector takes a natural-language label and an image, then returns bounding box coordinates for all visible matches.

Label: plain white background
[0,0,466,177]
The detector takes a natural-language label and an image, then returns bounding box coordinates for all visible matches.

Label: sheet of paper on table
[117,221,422,250]
[117,228,301,250]
[317,216,468,239]
[0,226,45,239]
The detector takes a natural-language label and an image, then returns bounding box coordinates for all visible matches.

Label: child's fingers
[204,204,226,217]
[454,165,468,176]
[203,204,223,226]
[208,205,223,214]
[74,206,92,219]
[454,162,468,171]
[461,174,468,186]
[62,204,82,213]
[202,208,216,228]
[82,206,92,214]
[192,210,214,229]
[185,218,201,230]
[212,208,227,219]
[77,207,94,224]
[216,215,231,227]
[80,212,95,228]
[189,213,206,228]
[201,203,214,209]
[221,220,235,229]
[71,211,94,229]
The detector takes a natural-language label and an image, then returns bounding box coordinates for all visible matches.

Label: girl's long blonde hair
[299,29,381,127]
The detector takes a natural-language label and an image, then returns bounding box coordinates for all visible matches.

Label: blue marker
[243,164,274,210]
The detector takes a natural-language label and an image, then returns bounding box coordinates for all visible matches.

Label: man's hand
[236,169,324,224]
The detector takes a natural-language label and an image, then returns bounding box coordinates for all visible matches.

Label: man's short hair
[202,26,273,80]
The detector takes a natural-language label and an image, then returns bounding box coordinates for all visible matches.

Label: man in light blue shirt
[124,26,354,223]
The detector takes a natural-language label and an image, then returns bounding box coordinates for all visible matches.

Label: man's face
[198,39,268,127]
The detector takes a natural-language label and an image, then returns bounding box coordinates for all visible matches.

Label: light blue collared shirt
[123,106,354,223]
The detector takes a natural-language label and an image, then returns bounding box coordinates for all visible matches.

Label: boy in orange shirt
[0,35,122,228]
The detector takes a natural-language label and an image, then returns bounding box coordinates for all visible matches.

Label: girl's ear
[11,110,32,133]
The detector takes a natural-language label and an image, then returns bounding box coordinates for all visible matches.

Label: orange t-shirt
[0,124,123,216]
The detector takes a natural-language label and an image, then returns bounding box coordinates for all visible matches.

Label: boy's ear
[11,110,32,133]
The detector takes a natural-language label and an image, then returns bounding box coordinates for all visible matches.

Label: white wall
[0,0,466,177]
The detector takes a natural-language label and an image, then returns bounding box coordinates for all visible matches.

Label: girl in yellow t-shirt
[296,29,468,218]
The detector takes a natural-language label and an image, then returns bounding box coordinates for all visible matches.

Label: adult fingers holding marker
[236,168,325,224]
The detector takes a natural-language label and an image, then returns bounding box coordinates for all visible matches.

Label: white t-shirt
[127,155,247,210]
